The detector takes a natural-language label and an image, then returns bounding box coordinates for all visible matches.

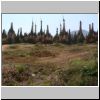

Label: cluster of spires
[2,18,98,44]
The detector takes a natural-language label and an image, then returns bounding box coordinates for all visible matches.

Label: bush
[2,64,32,85]
[52,57,98,86]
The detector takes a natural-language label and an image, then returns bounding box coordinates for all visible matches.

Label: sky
[2,14,98,36]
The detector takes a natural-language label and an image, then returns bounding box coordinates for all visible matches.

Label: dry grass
[2,43,98,86]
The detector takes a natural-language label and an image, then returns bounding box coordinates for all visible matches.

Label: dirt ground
[2,43,98,86]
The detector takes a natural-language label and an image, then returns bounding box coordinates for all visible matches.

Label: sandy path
[37,51,89,66]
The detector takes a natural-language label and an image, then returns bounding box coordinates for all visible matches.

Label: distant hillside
[71,30,89,36]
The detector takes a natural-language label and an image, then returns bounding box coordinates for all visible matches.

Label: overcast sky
[2,14,98,36]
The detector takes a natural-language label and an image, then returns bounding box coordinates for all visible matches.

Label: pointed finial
[40,19,43,32]
[92,23,94,31]
[80,20,82,31]
[60,23,62,32]
[69,29,70,33]
[35,24,36,33]
[89,24,91,31]
[11,22,13,29]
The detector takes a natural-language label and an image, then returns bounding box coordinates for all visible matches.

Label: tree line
[2,19,98,44]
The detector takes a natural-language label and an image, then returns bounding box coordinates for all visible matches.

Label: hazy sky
[2,14,98,36]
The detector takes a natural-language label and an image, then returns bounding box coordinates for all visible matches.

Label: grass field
[2,43,98,86]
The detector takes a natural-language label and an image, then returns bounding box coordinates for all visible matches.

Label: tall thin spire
[19,27,23,38]
[89,24,91,32]
[63,18,65,31]
[17,29,19,34]
[35,24,36,34]
[60,23,62,33]
[31,21,34,33]
[46,25,49,34]
[10,22,13,30]
[79,21,82,31]
[92,23,94,31]
[69,29,70,34]
[40,20,43,32]
[68,29,71,43]
[20,27,22,34]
